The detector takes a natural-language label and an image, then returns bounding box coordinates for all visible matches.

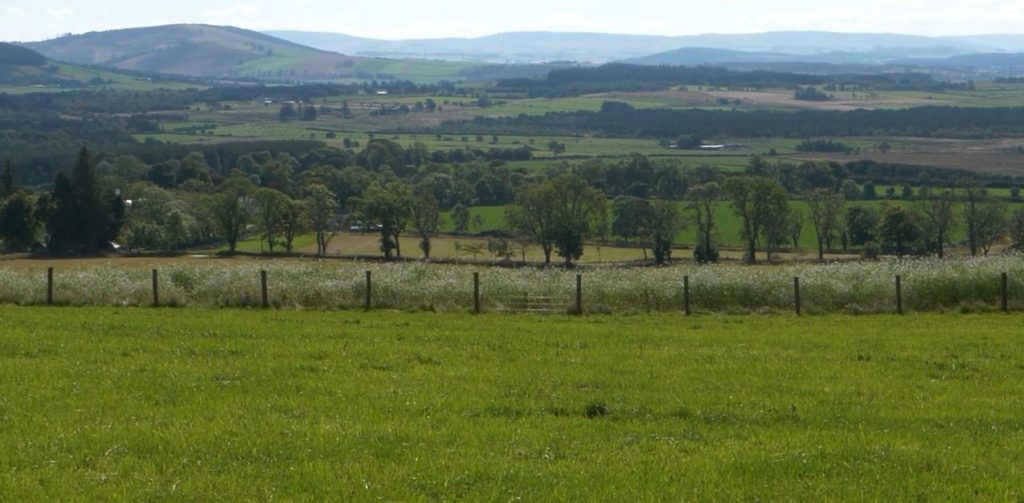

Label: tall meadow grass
[0,255,1021,314]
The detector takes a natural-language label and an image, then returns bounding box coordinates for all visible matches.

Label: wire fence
[1,256,1023,314]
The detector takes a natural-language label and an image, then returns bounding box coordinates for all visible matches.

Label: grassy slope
[0,62,200,93]
[0,307,1021,500]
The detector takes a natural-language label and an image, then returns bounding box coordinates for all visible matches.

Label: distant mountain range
[21,24,471,82]
[624,48,1024,77]
[12,25,1024,83]
[267,29,1024,64]
[625,46,983,66]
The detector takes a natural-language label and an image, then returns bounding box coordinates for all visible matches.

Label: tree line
[0,81,469,116]
[2,144,1021,267]
[515,172,1021,267]
[443,100,1024,140]
[494,64,973,97]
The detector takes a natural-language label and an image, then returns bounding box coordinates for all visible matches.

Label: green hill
[0,43,46,66]
[25,24,471,83]
[0,42,198,92]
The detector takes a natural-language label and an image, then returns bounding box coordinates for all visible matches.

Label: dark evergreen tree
[45,173,77,253]
[72,146,104,251]
[44,147,124,254]
[1,160,13,198]
[0,191,35,252]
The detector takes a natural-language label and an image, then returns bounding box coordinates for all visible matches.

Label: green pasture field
[143,118,768,165]
[668,83,1024,110]
[874,84,1024,108]
[227,233,319,254]
[133,91,1024,180]
[331,94,730,115]
[442,199,1024,251]
[52,64,201,92]
[478,95,709,115]
[0,64,201,94]
[765,84,1024,109]
[220,230,822,263]
[141,92,945,171]
[146,94,935,158]
[346,58,474,83]
[0,307,1022,500]
[144,117,770,171]
[227,52,471,84]
[565,84,1024,111]
[133,133,224,144]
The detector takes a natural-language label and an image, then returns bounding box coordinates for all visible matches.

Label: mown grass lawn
[0,308,1022,500]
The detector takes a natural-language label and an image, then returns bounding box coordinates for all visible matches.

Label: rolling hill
[24,24,471,82]
[0,42,198,92]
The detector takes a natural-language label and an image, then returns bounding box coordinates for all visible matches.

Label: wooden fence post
[364,270,372,310]
[260,270,269,309]
[46,267,53,306]
[794,277,801,316]
[683,275,691,316]
[1001,272,1009,313]
[473,272,481,314]
[895,275,903,315]
[575,274,583,315]
[152,269,159,308]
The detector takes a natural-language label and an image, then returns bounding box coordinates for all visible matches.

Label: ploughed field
[0,308,1022,500]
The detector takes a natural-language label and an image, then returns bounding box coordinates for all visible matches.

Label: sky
[3,0,1024,42]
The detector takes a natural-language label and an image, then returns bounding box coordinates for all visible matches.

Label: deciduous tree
[355,182,411,259]
[917,190,956,258]
[279,198,307,253]
[212,178,253,254]
[305,184,337,256]
[877,204,919,256]
[686,182,720,263]
[508,175,605,266]
[410,192,442,259]
[724,176,787,264]
[647,200,682,265]
[253,188,289,254]
[807,189,845,261]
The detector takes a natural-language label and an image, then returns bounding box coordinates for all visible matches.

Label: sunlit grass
[0,308,1022,500]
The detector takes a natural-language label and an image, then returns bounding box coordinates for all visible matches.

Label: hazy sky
[4,0,1024,42]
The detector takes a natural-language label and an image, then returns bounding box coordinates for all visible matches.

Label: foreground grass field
[0,308,1022,500]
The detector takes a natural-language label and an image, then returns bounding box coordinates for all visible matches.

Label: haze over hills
[266,31,692,63]
[267,29,1024,64]
[22,24,471,82]
[624,47,1024,78]
[15,24,1024,83]
[626,46,986,66]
